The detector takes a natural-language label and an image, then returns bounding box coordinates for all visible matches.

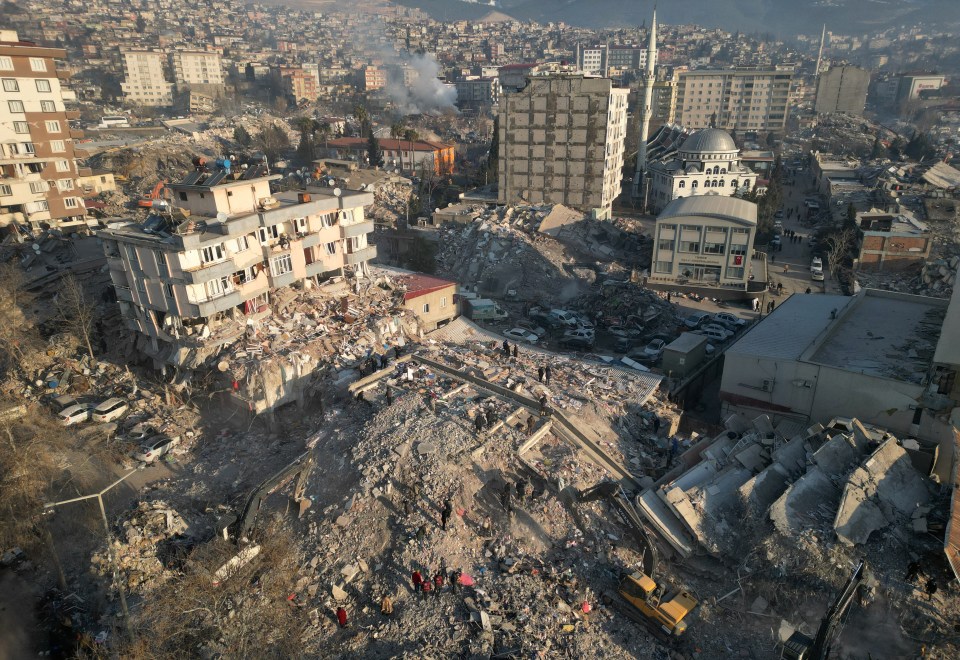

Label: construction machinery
[217,449,316,542]
[576,481,698,640]
[779,561,866,659]
[137,180,168,209]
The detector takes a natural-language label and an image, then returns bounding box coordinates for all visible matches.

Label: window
[726,266,745,279]
[45,120,61,132]
[691,180,698,189]
[35,79,51,92]
[730,244,747,256]
[55,160,70,172]
[13,121,28,133]
[235,235,249,252]
[681,241,700,253]
[658,239,675,252]
[7,100,24,113]
[2,78,18,92]
[293,217,307,234]
[65,197,79,208]
[655,260,673,274]
[422,303,430,313]
[318,212,336,228]
[730,179,738,188]
[21,142,35,154]
[178,191,187,202]
[258,225,280,243]
[29,57,47,72]
[678,181,685,189]
[29,181,47,193]
[40,100,55,112]
[200,244,224,264]
[155,250,169,278]
[270,253,292,276]
[440,296,447,308]
[32,200,49,211]
[0,184,11,196]
[204,277,231,299]
[324,241,337,256]
[50,140,65,152]
[125,245,141,271]
[165,283,175,300]
[135,278,146,294]
[703,241,725,255]
[0,56,12,71]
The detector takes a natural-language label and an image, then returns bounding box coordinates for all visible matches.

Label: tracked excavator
[576,481,698,641]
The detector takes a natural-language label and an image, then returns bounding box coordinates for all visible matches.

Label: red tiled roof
[399,274,456,301]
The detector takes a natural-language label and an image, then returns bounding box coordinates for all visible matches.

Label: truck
[463,298,509,322]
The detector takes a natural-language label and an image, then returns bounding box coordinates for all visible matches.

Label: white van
[549,309,579,327]
[696,326,732,343]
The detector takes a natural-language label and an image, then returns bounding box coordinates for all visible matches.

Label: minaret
[632,7,657,200]
[815,24,826,79]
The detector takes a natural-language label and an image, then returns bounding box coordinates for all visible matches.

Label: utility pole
[44,467,141,635]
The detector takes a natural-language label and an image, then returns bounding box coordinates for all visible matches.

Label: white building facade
[650,195,758,292]
[646,128,758,214]
[121,50,174,107]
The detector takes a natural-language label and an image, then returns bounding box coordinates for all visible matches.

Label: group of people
[537,364,552,384]
[412,566,464,599]
[501,339,518,359]
[473,403,498,432]
[782,229,803,244]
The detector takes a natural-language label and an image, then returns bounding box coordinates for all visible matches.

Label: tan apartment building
[171,50,224,87]
[675,66,794,132]
[498,74,629,220]
[274,66,317,104]
[0,30,85,228]
[364,65,386,91]
[397,273,459,331]
[121,50,174,107]
[100,163,377,366]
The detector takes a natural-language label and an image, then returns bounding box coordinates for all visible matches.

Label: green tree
[845,203,858,229]
[254,123,290,163]
[233,125,252,147]
[353,105,369,137]
[295,131,316,166]
[402,128,419,174]
[367,132,384,168]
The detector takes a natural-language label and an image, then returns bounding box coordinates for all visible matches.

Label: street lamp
[44,467,141,634]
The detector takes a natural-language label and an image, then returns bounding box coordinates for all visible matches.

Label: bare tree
[56,274,98,363]
[0,263,39,375]
[121,520,306,658]
[824,227,857,281]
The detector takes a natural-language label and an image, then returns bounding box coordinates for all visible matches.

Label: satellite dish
[216,212,229,222]
[333,188,342,197]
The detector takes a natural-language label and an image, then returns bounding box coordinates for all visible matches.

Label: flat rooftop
[808,290,947,383]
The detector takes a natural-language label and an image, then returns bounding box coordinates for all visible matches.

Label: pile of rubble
[434,204,647,304]
[92,501,191,593]
[856,259,957,299]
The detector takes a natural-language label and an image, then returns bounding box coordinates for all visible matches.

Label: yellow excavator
[576,481,698,641]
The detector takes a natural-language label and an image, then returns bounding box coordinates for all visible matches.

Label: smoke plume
[386,53,458,115]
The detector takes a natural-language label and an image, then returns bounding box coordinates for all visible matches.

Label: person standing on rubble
[512,344,518,359]
[653,415,661,435]
[538,366,545,382]
[502,486,514,517]
[502,339,510,356]
[441,499,453,530]
[485,407,496,428]
[385,387,393,406]
[412,569,424,592]
[336,606,348,628]
[381,594,393,616]
[421,575,433,599]
[450,568,461,594]
[433,571,445,594]
[526,415,536,435]
[516,477,528,505]
[474,412,485,432]
[539,395,550,417]
[545,364,552,384]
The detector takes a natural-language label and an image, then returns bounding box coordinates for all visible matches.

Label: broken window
[200,244,224,264]
[270,253,292,276]
[258,225,280,244]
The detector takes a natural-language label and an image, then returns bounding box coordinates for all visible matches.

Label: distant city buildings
[324,137,455,176]
[815,65,870,116]
[577,43,653,78]
[674,66,795,132]
[497,74,628,219]
[0,30,85,228]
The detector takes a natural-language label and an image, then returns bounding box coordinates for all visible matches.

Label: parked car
[701,323,734,340]
[770,236,781,248]
[712,312,746,330]
[683,311,712,329]
[549,309,580,328]
[127,422,159,442]
[560,336,594,351]
[811,257,823,270]
[563,328,595,342]
[133,435,180,463]
[808,236,819,248]
[515,319,546,337]
[572,315,595,331]
[696,326,732,343]
[811,268,824,282]
[503,328,539,344]
[92,397,129,423]
[58,402,95,426]
[643,339,666,360]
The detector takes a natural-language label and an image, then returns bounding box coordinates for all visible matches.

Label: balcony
[70,129,85,140]
[115,287,133,302]
[193,290,243,317]
[344,245,377,266]
[182,258,238,284]
[65,110,81,120]
[340,220,374,239]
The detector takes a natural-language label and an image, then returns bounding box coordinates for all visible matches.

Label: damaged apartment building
[100,160,377,370]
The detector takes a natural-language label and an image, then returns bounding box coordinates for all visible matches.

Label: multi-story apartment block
[100,162,376,365]
[364,65,386,91]
[498,74,629,220]
[121,50,174,107]
[454,77,500,109]
[815,65,870,116]
[171,50,224,87]
[274,66,317,104]
[0,30,85,228]
[578,44,652,77]
[675,66,794,132]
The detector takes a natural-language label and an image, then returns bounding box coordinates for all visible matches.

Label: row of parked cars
[52,395,179,464]
[682,311,748,344]
[503,308,599,350]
